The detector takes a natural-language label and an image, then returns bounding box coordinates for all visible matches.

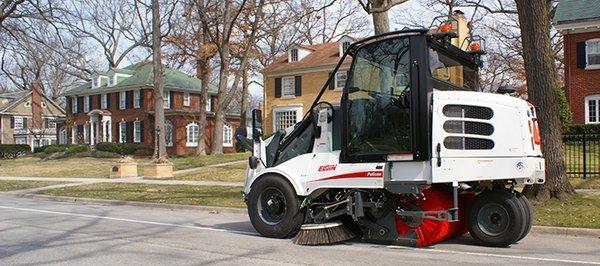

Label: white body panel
[245,91,545,196]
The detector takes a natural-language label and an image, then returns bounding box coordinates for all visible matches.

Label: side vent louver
[442,105,495,150]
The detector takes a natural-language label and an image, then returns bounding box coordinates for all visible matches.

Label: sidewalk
[0,176,244,187]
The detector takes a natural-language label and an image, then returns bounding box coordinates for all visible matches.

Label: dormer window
[290,48,299,62]
[108,74,117,86]
[92,77,99,88]
[342,41,351,53]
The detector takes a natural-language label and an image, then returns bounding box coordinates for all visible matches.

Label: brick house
[59,61,240,155]
[262,12,470,134]
[0,84,66,149]
[555,0,600,124]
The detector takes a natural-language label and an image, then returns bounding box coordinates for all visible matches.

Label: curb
[531,225,600,238]
[21,194,248,214]
[18,194,600,239]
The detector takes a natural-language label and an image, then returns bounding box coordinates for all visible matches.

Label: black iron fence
[564,132,600,178]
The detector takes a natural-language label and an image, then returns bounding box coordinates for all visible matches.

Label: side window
[345,37,412,159]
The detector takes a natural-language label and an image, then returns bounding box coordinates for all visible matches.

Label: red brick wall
[62,87,240,155]
[564,31,600,124]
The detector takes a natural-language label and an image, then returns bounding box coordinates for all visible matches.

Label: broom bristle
[292,222,356,245]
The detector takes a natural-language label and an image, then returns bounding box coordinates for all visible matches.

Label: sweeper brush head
[395,188,475,247]
[292,221,356,245]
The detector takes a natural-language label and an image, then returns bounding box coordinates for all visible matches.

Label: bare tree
[515,0,574,201]
[358,0,409,34]
[152,0,167,158]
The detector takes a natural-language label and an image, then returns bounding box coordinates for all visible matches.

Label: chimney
[31,80,43,130]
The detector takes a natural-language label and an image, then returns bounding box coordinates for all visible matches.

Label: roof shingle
[554,0,600,24]
[263,42,351,74]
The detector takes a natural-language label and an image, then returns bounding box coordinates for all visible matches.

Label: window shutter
[88,96,93,110]
[97,95,101,109]
[577,41,587,69]
[170,91,174,108]
[23,118,28,129]
[274,78,282,98]
[126,91,131,109]
[66,98,72,113]
[139,90,144,107]
[78,96,84,113]
[328,72,335,90]
[126,121,133,143]
[107,93,111,109]
[294,76,302,96]
[140,120,144,142]
[10,116,14,128]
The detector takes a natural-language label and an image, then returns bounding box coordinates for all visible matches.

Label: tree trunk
[211,44,230,155]
[515,0,574,202]
[371,0,390,35]
[195,49,211,155]
[152,0,167,158]
[240,66,249,131]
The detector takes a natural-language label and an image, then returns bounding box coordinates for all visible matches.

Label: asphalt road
[0,195,599,265]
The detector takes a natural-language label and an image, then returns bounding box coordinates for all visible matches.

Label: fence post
[583,130,587,180]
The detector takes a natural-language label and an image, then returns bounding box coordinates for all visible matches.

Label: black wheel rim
[257,187,287,225]
[477,203,510,237]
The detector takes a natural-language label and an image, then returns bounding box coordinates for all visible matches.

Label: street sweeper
[238,25,544,248]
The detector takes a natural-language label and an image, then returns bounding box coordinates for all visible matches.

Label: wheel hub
[477,203,510,237]
[257,187,287,225]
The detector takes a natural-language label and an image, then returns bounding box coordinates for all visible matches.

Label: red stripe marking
[310,171,384,182]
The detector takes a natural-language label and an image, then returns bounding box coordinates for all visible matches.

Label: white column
[89,119,95,145]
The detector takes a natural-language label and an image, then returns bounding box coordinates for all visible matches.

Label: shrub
[565,124,600,135]
[555,86,572,132]
[0,144,31,159]
[95,142,152,155]
[65,145,89,155]
[95,142,122,154]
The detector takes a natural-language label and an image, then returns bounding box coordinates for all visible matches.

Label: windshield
[344,37,412,159]
[429,47,478,91]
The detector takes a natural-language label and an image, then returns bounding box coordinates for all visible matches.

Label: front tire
[247,175,304,238]
[468,190,525,247]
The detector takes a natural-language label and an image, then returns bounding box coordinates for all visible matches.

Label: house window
[71,97,78,113]
[586,39,600,68]
[101,93,108,109]
[134,90,141,108]
[273,106,302,131]
[134,120,142,142]
[186,122,199,147]
[342,41,351,53]
[92,77,99,88]
[71,126,78,144]
[164,91,171,109]
[282,77,295,98]
[109,74,117,86]
[290,48,298,62]
[119,121,126,143]
[15,137,27,145]
[165,121,173,147]
[59,129,67,144]
[13,116,24,129]
[586,95,600,124]
[223,124,233,147]
[83,123,90,144]
[335,72,347,90]
[206,96,212,112]
[183,92,190,107]
[119,91,126,109]
[102,119,112,142]
[84,95,90,112]
[47,119,56,129]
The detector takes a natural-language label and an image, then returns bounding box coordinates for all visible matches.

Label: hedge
[0,144,31,159]
[565,124,600,135]
[34,144,72,154]
[95,142,153,156]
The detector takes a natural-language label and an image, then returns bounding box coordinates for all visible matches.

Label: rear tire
[468,189,525,247]
[247,175,304,238]
[515,191,533,242]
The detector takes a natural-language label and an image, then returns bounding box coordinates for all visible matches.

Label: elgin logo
[318,164,337,172]
[366,171,383,177]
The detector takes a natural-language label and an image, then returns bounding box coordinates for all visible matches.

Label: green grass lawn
[0,153,249,178]
[173,162,246,182]
[570,178,600,189]
[36,183,246,208]
[169,152,249,170]
[0,180,65,192]
[532,193,600,229]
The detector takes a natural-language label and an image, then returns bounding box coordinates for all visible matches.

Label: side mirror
[496,85,515,94]
[252,109,263,142]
